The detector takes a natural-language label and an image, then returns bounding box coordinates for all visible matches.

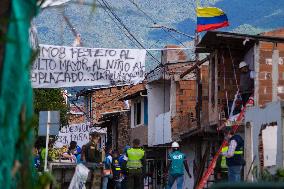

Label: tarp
[31,44,146,88]
[0,0,38,188]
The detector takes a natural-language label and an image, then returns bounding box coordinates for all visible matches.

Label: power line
[125,0,189,48]
[66,0,171,121]
[98,0,161,65]
[96,0,140,49]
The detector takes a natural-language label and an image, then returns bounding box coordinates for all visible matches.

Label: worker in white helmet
[239,61,254,106]
[165,142,191,189]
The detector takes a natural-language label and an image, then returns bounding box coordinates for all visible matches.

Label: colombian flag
[196,7,229,32]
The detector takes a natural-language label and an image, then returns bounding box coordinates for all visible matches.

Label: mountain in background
[33,0,284,93]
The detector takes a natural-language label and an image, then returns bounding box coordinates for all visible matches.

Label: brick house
[79,84,145,152]
[196,29,284,126]
[145,46,211,188]
[147,46,198,146]
[192,29,284,185]
[68,104,85,124]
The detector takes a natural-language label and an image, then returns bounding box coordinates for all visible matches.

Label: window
[131,97,148,128]
[134,100,142,125]
[144,98,148,125]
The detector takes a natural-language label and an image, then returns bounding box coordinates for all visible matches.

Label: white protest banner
[54,122,106,148]
[31,44,146,88]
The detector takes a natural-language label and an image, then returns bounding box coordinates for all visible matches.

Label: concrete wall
[245,101,284,177]
[154,111,171,145]
[147,82,171,146]
[130,125,148,146]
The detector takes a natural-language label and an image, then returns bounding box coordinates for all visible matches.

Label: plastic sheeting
[68,164,90,189]
[0,0,38,188]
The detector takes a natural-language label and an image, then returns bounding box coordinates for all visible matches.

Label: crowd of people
[33,130,246,188]
[33,132,146,189]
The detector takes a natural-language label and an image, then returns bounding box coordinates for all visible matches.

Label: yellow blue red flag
[196,7,229,32]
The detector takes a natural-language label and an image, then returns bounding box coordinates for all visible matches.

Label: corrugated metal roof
[196,30,284,53]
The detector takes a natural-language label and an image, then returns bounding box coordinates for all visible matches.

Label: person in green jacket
[166,142,191,189]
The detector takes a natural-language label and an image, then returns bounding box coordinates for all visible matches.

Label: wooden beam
[180,56,210,78]
[214,50,218,120]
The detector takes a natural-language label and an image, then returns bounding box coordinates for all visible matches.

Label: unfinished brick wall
[68,114,85,124]
[258,29,284,106]
[161,51,198,140]
[171,79,197,140]
[176,80,197,115]
[117,112,131,153]
[68,105,86,124]
[90,84,145,122]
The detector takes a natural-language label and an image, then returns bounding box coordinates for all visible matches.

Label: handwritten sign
[31,44,146,88]
[54,122,106,148]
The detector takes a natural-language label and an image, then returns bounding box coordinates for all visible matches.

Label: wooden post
[195,33,201,127]
[214,50,218,120]
[208,55,213,123]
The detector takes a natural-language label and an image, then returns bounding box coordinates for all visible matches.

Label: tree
[34,88,69,133]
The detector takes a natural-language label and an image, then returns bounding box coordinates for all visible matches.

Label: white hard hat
[239,61,248,69]
[171,142,179,148]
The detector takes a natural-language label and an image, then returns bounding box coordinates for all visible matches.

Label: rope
[222,53,230,117]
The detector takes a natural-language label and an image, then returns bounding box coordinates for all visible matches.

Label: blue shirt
[104,154,112,169]
[168,150,186,175]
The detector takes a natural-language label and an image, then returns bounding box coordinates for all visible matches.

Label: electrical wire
[64,0,188,123]
[96,0,141,49]
[98,0,161,65]
[125,0,188,48]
